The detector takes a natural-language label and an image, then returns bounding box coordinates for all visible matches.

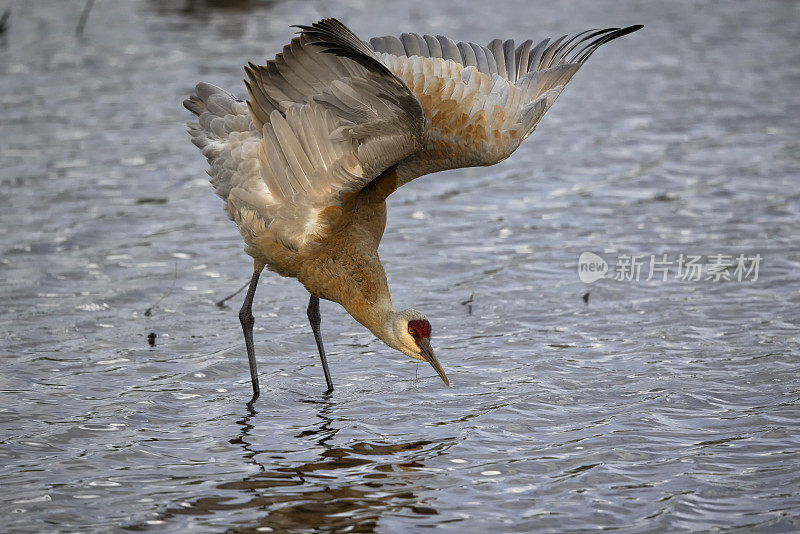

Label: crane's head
[389,309,449,386]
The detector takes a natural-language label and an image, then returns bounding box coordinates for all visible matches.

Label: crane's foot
[307,295,334,393]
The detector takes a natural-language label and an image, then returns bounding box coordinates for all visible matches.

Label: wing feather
[470,42,490,74]
[458,42,478,68]
[424,35,443,59]
[488,39,507,79]
[437,35,462,63]
[514,40,534,81]
[526,38,550,73]
[401,33,422,57]
[502,39,517,82]
[369,25,643,184]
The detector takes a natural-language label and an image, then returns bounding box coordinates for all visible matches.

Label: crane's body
[286,166,397,342]
[184,18,642,398]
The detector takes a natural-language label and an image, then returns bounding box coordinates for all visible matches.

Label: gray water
[2,0,799,532]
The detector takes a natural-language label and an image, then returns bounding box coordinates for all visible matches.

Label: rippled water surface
[2,0,800,531]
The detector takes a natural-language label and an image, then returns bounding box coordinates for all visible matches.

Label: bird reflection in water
[160,399,442,531]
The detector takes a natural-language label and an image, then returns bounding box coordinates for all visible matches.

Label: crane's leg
[239,270,261,399]
[307,295,334,394]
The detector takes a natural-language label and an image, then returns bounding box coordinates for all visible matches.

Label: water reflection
[149,0,277,14]
[144,0,279,39]
[160,400,441,531]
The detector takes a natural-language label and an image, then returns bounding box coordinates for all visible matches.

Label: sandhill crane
[184,18,642,398]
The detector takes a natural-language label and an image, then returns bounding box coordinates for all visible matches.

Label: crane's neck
[343,294,405,352]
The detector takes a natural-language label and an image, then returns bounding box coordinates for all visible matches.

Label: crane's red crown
[408,319,431,342]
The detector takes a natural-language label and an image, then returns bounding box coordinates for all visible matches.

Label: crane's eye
[408,326,415,336]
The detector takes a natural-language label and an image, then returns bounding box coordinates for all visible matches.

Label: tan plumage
[184,18,642,397]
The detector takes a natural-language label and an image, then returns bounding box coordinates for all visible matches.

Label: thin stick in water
[145,263,178,317]
[76,0,94,36]
[0,8,10,35]
[216,280,251,308]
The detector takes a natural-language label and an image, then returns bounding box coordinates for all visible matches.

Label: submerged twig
[0,8,10,35]
[216,280,251,308]
[144,263,178,317]
[460,292,474,315]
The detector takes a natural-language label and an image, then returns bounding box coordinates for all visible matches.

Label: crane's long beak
[418,339,449,386]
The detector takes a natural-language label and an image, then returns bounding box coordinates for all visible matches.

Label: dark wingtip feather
[570,24,644,64]
[611,24,644,42]
[292,17,394,77]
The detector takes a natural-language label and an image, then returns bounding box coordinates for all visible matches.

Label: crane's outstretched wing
[185,19,425,258]
[368,26,642,185]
